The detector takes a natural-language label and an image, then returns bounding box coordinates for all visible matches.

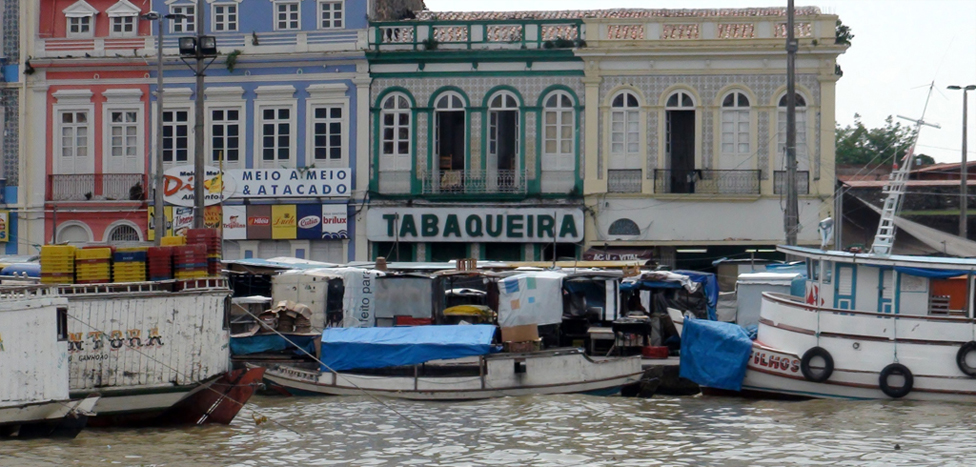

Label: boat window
[822,261,833,284]
[57,307,68,341]
[808,259,820,281]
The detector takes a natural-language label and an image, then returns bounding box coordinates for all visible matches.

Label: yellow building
[577,7,847,268]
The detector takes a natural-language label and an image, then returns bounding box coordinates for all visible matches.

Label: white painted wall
[0,293,70,406]
[595,198,826,244]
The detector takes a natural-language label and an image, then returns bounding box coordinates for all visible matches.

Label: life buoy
[879,363,913,398]
[956,341,976,377]
[800,347,834,382]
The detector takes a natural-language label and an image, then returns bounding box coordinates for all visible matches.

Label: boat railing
[763,291,976,323]
[0,284,60,300]
[59,278,230,296]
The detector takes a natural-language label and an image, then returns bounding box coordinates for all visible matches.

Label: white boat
[61,279,264,426]
[738,245,976,401]
[261,325,644,400]
[264,349,644,401]
[0,285,100,438]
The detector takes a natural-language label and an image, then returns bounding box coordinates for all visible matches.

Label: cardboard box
[503,338,542,353]
[500,324,539,343]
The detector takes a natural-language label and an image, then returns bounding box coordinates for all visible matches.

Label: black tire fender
[879,363,913,399]
[800,346,834,383]
[956,341,976,377]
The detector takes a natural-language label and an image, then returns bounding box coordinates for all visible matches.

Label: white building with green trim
[362,13,587,262]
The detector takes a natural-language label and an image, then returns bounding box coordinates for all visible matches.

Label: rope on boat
[237,307,431,434]
[66,314,303,436]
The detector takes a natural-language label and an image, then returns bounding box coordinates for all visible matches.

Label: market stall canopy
[496,271,567,327]
[319,325,499,371]
[621,270,719,320]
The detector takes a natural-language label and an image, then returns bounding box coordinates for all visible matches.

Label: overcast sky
[425,0,976,164]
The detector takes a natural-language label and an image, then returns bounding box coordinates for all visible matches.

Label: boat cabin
[784,245,976,317]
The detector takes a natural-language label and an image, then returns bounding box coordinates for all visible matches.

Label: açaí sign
[366,207,583,243]
[163,165,350,206]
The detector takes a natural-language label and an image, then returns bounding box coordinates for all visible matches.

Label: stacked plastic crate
[186,229,222,276]
[40,245,76,284]
[147,247,174,281]
[161,236,186,247]
[113,247,148,283]
[76,247,113,284]
[173,244,208,279]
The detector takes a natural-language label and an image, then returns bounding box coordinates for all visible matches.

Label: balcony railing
[370,20,584,52]
[653,169,761,195]
[421,169,526,195]
[608,169,643,193]
[774,170,811,195]
[48,174,147,202]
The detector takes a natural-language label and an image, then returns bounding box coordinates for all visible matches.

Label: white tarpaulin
[497,271,566,327]
[334,268,382,328]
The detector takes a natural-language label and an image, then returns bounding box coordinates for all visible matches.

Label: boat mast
[869,83,940,256]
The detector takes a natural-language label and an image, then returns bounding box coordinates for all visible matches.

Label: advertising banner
[271,205,297,240]
[366,207,584,243]
[163,166,350,206]
[296,204,322,240]
[0,210,10,242]
[246,205,272,239]
[147,206,173,240]
[222,205,247,240]
[227,168,350,199]
[172,207,194,237]
[204,205,222,230]
[321,204,349,240]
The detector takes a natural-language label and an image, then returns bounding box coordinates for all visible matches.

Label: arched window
[57,224,91,244]
[434,92,467,174]
[777,93,809,171]
[610,91,641,157]
[720,91,751,170]
[380,93,411,168]
[487,92,520,173]
[542,91,575,176]
[608,218,640,236]
[108,224,141,242]
[664,90,697,194]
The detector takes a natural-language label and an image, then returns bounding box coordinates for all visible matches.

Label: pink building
[25,0,153,246]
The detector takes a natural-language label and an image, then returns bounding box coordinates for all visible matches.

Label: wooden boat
[260,325,644,400]
[61,278,264,426]
[737,245,976,401]
[263,349,643,401]
[0,286,100,438]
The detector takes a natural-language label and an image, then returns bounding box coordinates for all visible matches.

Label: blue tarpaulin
[679,318,753,391]
[893,266,969,279]
[320,325,500,371]
[230,334,318,356]
[674,270,719,320]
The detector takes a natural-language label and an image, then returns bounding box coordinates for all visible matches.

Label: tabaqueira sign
[366,207,584,243]
[163,165,351,206]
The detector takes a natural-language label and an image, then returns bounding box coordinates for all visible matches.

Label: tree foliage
[835,115,931,166]
[835,20,854,46]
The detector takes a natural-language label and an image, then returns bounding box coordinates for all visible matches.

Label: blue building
[150,0,373,262]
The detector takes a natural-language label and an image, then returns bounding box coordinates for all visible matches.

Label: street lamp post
[142,12,185,245]
[948,84,976,240]
[177,5,218,229]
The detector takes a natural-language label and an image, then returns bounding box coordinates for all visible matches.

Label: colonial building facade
[24,0,155,248]
[577,7,845,268]
[149,0,370,263]
[1,0,21,254]
[363,14,587,262]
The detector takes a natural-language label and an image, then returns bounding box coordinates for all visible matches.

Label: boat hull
[0,395,99,439]
[262,350,644,401]
[81,367,265,427]
[740,293,976,401]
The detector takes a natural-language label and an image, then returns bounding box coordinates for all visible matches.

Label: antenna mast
[869,82,941,255]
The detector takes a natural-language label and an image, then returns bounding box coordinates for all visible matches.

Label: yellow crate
[161,236,186,246]
[41,245,77,255]
[76,248,113,260]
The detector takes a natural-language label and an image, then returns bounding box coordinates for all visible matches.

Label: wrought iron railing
[48,174,146,201]
[653,169,761,195]
[774,170,810,195]
[420,169,526,195]
[608,169,643,193]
